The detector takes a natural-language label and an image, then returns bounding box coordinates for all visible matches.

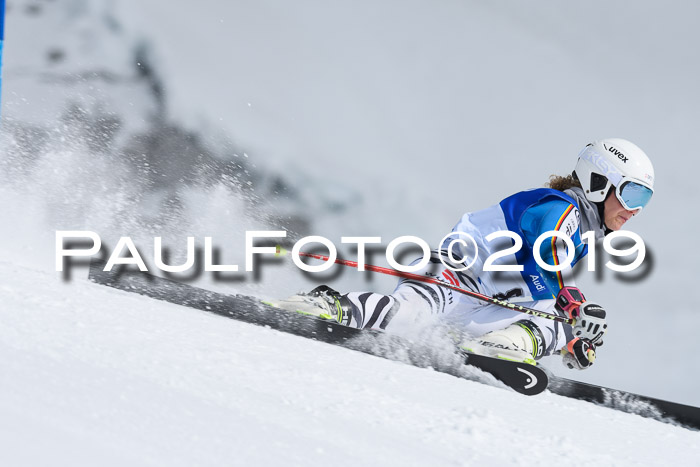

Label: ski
[87,260,700,430]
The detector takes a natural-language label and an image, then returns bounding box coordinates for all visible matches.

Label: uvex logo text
[604,144,628,163]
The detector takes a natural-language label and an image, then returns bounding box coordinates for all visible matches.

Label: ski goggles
[615,178,654,211]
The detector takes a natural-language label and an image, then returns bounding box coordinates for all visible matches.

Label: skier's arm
[520,199,586,296]
[522,202,607,368]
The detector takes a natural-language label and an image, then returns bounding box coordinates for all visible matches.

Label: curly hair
[545,173,582,192]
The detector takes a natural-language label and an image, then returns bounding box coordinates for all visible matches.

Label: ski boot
[460,320,545,366]
[264,285,352,325]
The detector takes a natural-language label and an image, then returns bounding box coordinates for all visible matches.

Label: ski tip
[275,245,288,257]
[463,352,549,396]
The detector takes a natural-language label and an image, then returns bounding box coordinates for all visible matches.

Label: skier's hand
[555,287,607,344]
[555,286,585,318]
[561,337,596,370]
[572,302,607,344]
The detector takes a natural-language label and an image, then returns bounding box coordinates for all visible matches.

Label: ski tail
[548,377,700,431]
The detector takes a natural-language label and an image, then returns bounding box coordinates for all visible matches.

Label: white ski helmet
[574,138,655,211]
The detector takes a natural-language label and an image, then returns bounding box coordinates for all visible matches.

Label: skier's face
[603,189,639,230]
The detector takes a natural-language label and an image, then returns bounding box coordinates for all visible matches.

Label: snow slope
[1,261,698,466]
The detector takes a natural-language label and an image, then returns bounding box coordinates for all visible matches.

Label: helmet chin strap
[597,189,613,235]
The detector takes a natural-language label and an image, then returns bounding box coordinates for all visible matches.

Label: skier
[273,138,654,370]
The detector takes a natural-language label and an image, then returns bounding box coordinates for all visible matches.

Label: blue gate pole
[0,0,6,116]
